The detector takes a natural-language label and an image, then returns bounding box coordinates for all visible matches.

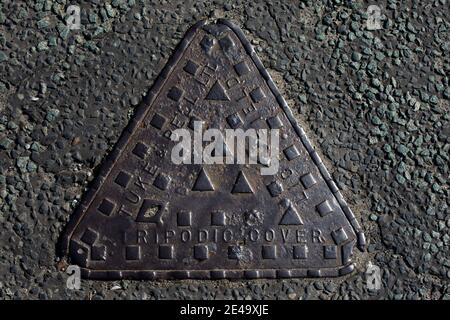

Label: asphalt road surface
[0,0,448,300]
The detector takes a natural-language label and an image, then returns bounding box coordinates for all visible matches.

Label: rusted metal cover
[60,19,365,280]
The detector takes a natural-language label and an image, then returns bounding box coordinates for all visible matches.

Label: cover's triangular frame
[60,19,365,280]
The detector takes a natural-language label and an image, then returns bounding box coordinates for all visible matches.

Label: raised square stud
[153,173,171,190]
[188,116,203,130]
[226,113,243,129]
[115,171,132,188]
[228,245,242,260]
[167,86,183,102]
[184,60,199,76]
[293,244,308,259]
[219,35,235,51]
[211,210,226,226]
[91,245,107,261]
[194,245,209,260]
[332,227,349,245]
[200,35,215,53]
[81,228,98,245]
[126,245,141,260]
[284,145,301,161]
[262,245,277,259]
[324,245,337,259]
[300,172,317,189]
[98,198,116,216]
[249,87,265,103]
[266,115,283,129]
[267,181,283,197]
[177,210,192,226]
[316,199,334,217]
[234,61,250,76]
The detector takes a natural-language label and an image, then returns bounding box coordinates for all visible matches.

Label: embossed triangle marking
[60,19,365,280]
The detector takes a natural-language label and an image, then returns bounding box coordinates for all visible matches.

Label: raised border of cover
[60,19,365,280]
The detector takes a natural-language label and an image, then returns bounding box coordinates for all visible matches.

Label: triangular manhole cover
[61,19,365,280]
